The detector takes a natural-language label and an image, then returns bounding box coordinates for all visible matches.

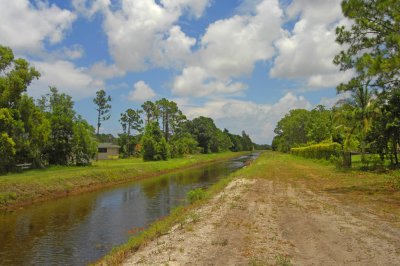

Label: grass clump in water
[187,188,207,203]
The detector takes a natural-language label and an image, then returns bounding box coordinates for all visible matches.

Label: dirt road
[123,178,400,265]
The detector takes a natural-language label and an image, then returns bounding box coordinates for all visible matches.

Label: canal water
[0,153,258,265]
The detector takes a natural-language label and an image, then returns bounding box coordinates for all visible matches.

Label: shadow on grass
[324,184,392,195]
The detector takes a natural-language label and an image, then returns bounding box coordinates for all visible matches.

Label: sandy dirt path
[123,178,400,265]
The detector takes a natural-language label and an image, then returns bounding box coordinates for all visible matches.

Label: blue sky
[0,0,352,144]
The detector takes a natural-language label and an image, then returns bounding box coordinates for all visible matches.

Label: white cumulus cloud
[172,67,247,97]
[128,81,156,102]
[77,0,209,71]
[0,0,76,53]
[88,61,126,80]
[172,0,284,97]
[178,92,312,144]
[29,60,103,100]
[270,0,352,90]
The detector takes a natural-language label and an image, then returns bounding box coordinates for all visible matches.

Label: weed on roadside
[275,254,292,266]
[187,212,200,223]
[248,258,268,266]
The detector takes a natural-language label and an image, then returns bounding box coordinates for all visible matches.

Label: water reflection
[0,153,257,265]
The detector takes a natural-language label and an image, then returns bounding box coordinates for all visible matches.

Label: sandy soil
[123,178,400,265]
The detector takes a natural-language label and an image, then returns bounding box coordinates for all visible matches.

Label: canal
[0,153,258,265]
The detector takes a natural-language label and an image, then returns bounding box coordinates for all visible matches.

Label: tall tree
[39,87,76,165]
[155,98,185,142]
[334,0,400,93]
[187,116,218,154]
[0,45,40,108]
[72,116,97,166]
[119,109,143,156]
[156,98,170,140]
[16,95,50,168]
[141,100,159,124]
[0,45,43,172]
[334,0,400,165]
[93,89,111,135]
[0,108,16,173]
[367,89,400,164]
[141,121,169,161]
[337,85,375,161]
[39,87,96,165]
[307,105,333,143]
[273,109,311,152]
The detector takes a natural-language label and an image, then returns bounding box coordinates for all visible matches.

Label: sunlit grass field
[235,151,400,221]
[351,154,394,169]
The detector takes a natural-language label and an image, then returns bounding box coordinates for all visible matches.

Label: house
[97,143,120,160]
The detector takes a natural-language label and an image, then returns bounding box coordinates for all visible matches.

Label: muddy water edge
[0,153,259,265]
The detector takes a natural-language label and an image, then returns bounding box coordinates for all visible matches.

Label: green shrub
[187,188,207,203]
[291,142,341,160]
[141,122,169,161]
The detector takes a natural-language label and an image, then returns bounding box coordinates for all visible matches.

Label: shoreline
[0,152,249,211]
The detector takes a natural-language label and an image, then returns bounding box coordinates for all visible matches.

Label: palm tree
[336,84,375,163]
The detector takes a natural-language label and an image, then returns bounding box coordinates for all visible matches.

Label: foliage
[0,132,16,173]
[120,108,143,157]
[95,133,118,144]
[16,95,50,168]
[141,100,159,124]
[0,45,46,171]
[169,133,198,158]
[224,128,254,152]
[334,0,400,93]
[155,98,186,142]
[39,87,97,166]
[210,129,233,153]
[187,188,207,203]
[334,0,400,166]
[187,116,218,153]
[0,45,40,108]
[253,143,271,150]
[39,87,76,165]
[141,121,169,161]
[93,89,111,135]
[72,117,97,166]
[366,89,400,164]
[291,142,342,160]
[273,107,333,152]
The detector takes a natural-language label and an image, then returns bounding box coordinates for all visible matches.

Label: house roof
[98,143,120,149]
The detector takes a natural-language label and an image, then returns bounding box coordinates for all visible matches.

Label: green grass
[0,152,248,210]
[187,188,207,203]
[235,151,400,221]
[351,154,392,169]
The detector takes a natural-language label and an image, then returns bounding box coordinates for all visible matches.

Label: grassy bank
[233,151,400,221]
[0,152,248,210]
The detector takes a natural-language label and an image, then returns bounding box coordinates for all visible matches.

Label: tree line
[0,44,255,174]
[94,91,256,161]
[0,44,98,173]
[273,0,400,167]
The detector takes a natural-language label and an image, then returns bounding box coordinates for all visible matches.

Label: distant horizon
[0,0,350,144]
